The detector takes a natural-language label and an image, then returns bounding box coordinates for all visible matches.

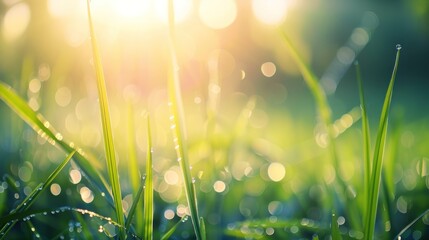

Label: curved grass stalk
[86,1,125,238]
[355,62,372,220]
[363,47,401,239]
[166,1,204,239]
[280,32,346,202]
[394,208,429,240]
[0,151,75,239]
[0,82,112,202]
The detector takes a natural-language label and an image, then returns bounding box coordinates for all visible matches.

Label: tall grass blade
[125,177,145,231]
[355,61,371,219]
[280,33,339,169]
[364,46,401,239]
[0,151,75,239]
[0,81,113,203]
[143,116,154,240]
[127,102,143,232]
[86,1,125,239]
[167,0,203,239]
[281,32,347,204]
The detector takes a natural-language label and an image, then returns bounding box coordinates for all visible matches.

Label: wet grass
[0,2,428,240]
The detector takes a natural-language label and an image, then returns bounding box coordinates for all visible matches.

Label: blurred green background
[0,0,428,239]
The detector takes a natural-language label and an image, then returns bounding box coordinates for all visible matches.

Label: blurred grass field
[1,0,429,239]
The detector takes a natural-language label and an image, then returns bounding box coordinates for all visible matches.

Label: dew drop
[192,178,196,183]
[43,212,47,215]
[98,225,103,233]
[31,227,35,232]
[396,44,402,50]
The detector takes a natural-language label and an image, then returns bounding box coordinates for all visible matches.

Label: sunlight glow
[155,0,193,23]
[252,0,289,25]
[2,2,30,42]
[113,0,151,19]
[199,0,237,29]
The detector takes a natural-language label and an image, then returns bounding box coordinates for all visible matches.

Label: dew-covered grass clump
[1,1,429,239]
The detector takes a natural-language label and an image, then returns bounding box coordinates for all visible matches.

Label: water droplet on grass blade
[396,44,402,50]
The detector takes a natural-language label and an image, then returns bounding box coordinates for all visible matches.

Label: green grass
[363,45,401,240]
[166,1,204,239]
[1,2,428,240]
[86,0,125,238]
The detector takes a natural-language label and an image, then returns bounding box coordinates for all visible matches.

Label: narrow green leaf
[143,116,154,240]
[125,177,145,231]
[127,101,143,232]
[364,46,401,239]
[331,212,342,240]
[160,216,188,240]
[355,61,372,221]
[0,151,75,238]
[199,217,207,240]
[0,81,113,203]
[167,0,203,239]
[86,1,125,239]
[394,208,429,240]
[280,32,341,181]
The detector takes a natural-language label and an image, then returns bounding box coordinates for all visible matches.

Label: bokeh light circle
[199,0,237,29]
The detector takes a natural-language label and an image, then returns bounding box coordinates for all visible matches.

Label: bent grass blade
[356,62,372,220]
[143,116,154,240]
[167,1,204,240]
[0,151,75,239]
[0,81,113,204]
[364,47,401,239]
[86,0,125,238]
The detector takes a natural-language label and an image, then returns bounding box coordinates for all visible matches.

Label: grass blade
[143,116,154,240]
[167,1,203,239]
[125,177,145,231]
[127,101,143,232]
[160,216,189,240]
[280,33,340,173]
[331,212,342,240]
[86,1,125,238]
[0,151,75,239]
[355,61,372,220]
[394,208,429,240]
[0,81,113,204]
[364,46,401,239]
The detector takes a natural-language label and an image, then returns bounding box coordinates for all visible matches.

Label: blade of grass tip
[160,216,189,240]
[364,45,401,239]
[331,211,342,240]
[143,115,154,240]
[355,61,372,221]
[125,177,145,232]
[394,208,429,240]
[86,1,125,239]
[0,151,75,238]
[199,217,206,240]
[167,1,203,240]
[127,101,143,232]
[0,81,113,205]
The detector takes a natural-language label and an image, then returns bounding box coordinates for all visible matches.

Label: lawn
[0,0,428,239]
